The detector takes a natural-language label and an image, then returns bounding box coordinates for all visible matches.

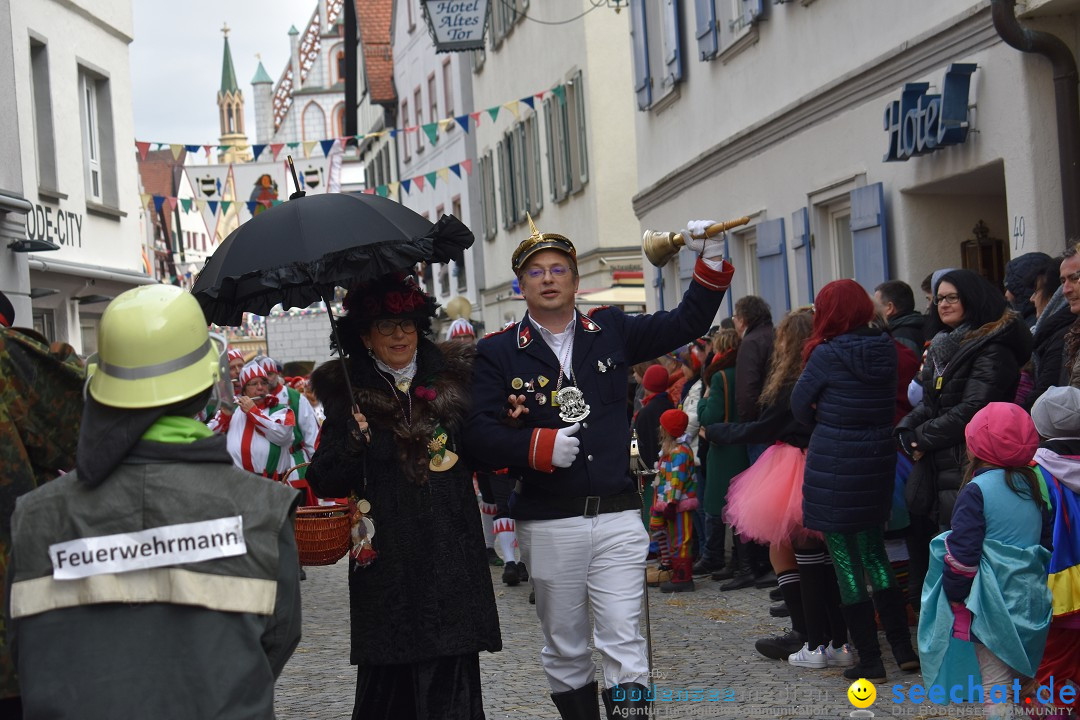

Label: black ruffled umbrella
[192,192,473,325]
[191,185,474,409]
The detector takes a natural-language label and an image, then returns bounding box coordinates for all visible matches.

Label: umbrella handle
[286,155,305,199]
[320,288,369,444]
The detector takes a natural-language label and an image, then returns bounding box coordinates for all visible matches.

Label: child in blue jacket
[919,402,1053,717]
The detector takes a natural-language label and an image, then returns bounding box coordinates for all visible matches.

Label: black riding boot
[873,586,919,671]
[719,533,755,591]
[840,600,886,682]
[601,683,651,719]
[552,681,600,720]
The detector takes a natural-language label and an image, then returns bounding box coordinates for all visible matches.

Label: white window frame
[728,0,753,37]
[568,70,589,189]
[442,59,454,120]
[660,0,679,87]
[744,232,760,296]
[829,202,854,280]
[427,73,438,139]
[30,37,58,193]
[400,100,411,162]
[80,73,102,203]
[524,112,543,214]
[808,173,864,287]
[479,150,497,240]
[543,95,568,202]
[414,88,424,153]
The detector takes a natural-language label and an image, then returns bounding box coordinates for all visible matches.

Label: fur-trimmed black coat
[307,339,501,666]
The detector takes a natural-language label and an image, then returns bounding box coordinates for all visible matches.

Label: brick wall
[267,312,335,367]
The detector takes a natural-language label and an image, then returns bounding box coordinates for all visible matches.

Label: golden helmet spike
[527,212,541,242]
[512,213,577,274]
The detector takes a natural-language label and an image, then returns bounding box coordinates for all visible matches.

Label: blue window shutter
[756,218,790,325]
[791,208,814,304]
[695,0,718,60]
[662,0,683,86]
[850,182,890,294]
[630,0,652,110]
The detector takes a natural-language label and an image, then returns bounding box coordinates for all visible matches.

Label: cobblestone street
[275,561,936,720]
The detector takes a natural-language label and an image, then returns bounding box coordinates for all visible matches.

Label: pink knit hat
[642,365,669,393]
[964,402,1039,468]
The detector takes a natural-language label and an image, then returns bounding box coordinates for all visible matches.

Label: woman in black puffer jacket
[895,269,1032,610]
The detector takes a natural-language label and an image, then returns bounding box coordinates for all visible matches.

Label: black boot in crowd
[502,561,529,586]
[874,586,920,671]
[551,681,600,720]
[840,600,886,682]
[719,533,756,591]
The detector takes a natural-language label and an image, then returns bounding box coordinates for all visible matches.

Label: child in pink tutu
[704,308,851,668]
[650,409,699,593]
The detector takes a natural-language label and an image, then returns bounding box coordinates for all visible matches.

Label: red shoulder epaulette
[482,324,516,340]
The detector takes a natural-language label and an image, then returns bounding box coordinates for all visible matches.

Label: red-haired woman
[791,279,917,683]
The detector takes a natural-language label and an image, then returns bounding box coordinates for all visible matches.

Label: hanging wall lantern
[419,0,490,53]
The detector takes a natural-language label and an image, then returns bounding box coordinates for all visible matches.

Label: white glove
[552,422,581,468]
[680,219,725,260]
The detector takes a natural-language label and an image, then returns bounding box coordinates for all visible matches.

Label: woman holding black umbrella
[306,272,501,720]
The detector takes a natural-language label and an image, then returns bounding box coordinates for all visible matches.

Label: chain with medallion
[554,329,590,423]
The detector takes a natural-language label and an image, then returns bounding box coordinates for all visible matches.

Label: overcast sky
[131,1,318,149]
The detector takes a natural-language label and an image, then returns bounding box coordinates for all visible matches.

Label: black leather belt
[540,491,642,518]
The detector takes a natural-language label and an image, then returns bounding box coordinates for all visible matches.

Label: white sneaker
[788,643,828,669]
[826,643,856,668]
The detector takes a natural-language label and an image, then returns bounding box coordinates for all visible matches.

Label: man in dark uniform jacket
[464,216,733,719]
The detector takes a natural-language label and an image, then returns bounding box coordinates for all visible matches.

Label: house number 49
[1013,216,1025,250]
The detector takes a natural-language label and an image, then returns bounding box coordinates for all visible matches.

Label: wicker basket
[282,463,352,566]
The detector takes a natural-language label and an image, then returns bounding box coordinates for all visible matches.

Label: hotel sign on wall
[883,63,977,162]
[420,0,489,52]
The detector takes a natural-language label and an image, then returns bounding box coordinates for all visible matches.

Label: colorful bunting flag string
[138,153,475,215]
[134,83,567,160]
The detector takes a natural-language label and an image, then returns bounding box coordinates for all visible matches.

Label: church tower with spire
[217,23,252,163]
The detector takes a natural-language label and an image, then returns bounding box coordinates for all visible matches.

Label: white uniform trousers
[517,509,650,693]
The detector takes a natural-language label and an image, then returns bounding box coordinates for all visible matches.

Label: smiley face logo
[847,678,876,708]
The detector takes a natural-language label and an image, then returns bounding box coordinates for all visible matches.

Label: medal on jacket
[556,386,590,423]
[554,334,590,423]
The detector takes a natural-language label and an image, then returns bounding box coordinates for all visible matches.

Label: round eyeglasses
[374,318,418,336]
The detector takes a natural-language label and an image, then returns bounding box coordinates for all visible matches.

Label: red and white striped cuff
[529,428,558,473]
[692,258,734,292]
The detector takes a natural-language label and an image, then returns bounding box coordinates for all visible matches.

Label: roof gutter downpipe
[991,0,1080,248]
